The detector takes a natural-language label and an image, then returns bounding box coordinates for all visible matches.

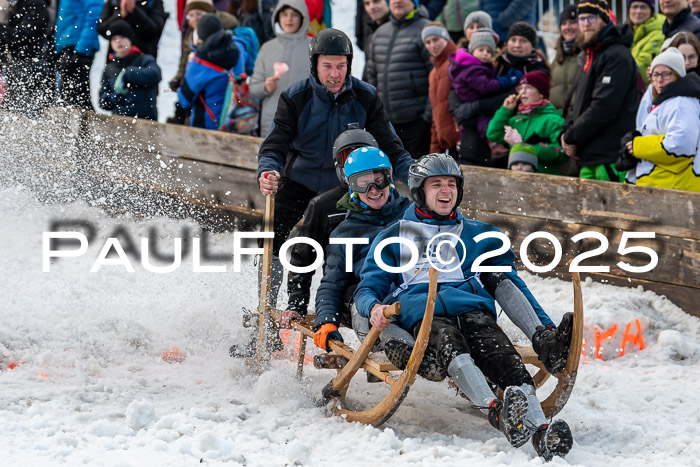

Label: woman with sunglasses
[617,47,700,191]
[312,147,447,381]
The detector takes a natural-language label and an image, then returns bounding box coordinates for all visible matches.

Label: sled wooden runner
[251,193,275,372]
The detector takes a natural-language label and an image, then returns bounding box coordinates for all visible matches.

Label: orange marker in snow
[162,345,186,363]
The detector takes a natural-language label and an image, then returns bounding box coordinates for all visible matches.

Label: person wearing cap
[661,0,700,40]
[448,27,520,165]
[507,143,538,172]
[354,153,575,460]
[97,0,167,59]
[486,70,567,175]
[480,0,536,43]
[458,9,492,47]
[365,0,433,159]
[617,47,700,191]
[177,13,242,129]
[422,22,459,154]
[98,19,161,121]
[628,0,665,85]
[249,0,311,137]
[550,4,581,112]
[561,0,639,182]
[435,1,480,43]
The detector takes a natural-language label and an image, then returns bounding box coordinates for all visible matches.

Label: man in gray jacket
[365,0,433,158]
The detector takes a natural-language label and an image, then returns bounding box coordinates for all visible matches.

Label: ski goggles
[336,145,361,168]
[347,169,392,194]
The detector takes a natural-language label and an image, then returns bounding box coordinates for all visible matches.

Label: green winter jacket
[486,103,566,175]
[435,0,478,33]
[631,14,665,85]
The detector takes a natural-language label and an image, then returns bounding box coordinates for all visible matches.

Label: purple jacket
[447,49,502,104]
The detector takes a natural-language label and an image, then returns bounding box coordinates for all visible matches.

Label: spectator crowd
[0,0,698,191]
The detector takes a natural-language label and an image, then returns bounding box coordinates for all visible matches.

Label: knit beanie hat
[559,4,577,25]
[508,144,538,171]
[519,70,551,98]
[104,19,135,43]
[627,0,655,10]
[197,13,222,42]
[421,24,450,42]
[650,47,687,78]
[464,10,493,32]
[186,0,214,14]
[577,0,611,23]
[508,21,538,47]
[468,28,498,54]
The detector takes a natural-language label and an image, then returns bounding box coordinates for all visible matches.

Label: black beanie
[105,19,136,43]
[559,4,577,25]
[197,13,222,42]
[508,21,538,47]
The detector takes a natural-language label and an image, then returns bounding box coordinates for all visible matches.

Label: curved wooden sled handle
[332,268,438,426]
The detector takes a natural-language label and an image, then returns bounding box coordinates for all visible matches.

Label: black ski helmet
[309,28,353,81]
[332,129,378,184]
[408,153,464,209]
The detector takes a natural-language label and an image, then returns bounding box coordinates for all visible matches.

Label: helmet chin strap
[415,206,458,221]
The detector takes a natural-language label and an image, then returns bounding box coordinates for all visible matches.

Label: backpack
[218,72,260,135]
[231,26,259,76]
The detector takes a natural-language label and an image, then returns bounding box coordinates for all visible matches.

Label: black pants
[414,311,534,390]
[260,178,317,256]
[57,50,94,111]
[394,118,431,160]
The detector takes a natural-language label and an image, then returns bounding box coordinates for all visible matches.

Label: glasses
[577,15,599,24]
[348,169,392,194]
[651,71,674,81]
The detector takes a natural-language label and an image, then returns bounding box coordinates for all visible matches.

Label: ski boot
[532,312,574,374]
[383,339,447,382]
[488,386,531,447]
[531,419,573,461]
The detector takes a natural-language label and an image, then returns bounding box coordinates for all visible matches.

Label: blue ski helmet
[344,146,392,179]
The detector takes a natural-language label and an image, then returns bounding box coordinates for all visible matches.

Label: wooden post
[253,194,275,371]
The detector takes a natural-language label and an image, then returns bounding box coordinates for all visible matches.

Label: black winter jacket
[662,7,700,41]
[97,0,167,58]
[365,7,433,125]
[0,0,51,61]
[562,24,639,167]
[99,49,161,120]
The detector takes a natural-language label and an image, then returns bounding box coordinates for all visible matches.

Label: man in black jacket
[661,0,700,40]
[365,0,433,158]
[97,0,168,59]
[560,0,639,181]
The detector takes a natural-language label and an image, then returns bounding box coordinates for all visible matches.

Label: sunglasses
[348,169,392,194]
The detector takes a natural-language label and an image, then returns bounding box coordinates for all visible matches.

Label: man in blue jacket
[354,153,574,461]
[55,0,102,110]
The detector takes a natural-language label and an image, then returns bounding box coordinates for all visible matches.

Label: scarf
[518,98,550,114]
[562,38,575,55]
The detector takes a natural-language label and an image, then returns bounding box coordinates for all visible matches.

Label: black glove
[57,47,78,72]
[615,130,641,172]
[532,312,574,374]
[169,78,181,92]
[74,52,93,69]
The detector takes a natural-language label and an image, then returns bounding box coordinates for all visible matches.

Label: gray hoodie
[249,0,311,137]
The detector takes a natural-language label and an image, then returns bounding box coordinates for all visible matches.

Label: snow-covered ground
[3,1,700,466]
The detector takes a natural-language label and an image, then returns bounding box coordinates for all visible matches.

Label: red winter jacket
[429,41,459,153]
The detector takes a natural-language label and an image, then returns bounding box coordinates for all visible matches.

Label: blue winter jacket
[55,0,102,55]
[177,30,245,130]
[354,205,553,332]
[257,75,414,194]
[314,190,411,331]
[99,49,161,121]
[480,0,536,43]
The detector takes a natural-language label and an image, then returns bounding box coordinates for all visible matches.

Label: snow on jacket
[429,41,460,152]
[354,205,553,332]
[257,75,414,194]
[480,0,536,43]
[435,0,478,34]
[97,0,167,58]
[562,24,639,168]
[54,0,101,55]
[314,191,411,331]
[486,103,566,175]
[631,14,665,86]
[365,6,433,125]
[632,73,700,192]
[99,47,161,120]
[663,7,700,41]
[249,0,311,137]
[177,30,242,130]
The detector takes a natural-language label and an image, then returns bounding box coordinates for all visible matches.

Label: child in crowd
[448,28,521,151]
[507,143,538,172]
[486,71,567,175]
[177,13,241,129]
[99,20,161,121]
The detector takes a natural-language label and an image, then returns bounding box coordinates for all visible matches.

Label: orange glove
[313,323,343,351]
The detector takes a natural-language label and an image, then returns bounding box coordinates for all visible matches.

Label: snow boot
[531,419,573,461]
[487,386,531,448]
[383,339,447,382]
[532,312,574,374]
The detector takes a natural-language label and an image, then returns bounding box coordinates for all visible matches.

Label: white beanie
[651,47,686,78]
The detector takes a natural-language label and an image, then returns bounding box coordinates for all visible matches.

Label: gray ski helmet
[309,28,353,81]
[408,153,464,209]
[333,129,378,184]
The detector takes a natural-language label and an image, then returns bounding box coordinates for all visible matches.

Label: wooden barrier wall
[4,108,698,316]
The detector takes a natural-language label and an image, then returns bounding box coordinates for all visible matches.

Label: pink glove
[504,126,523,146]
[273,62,289,79]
